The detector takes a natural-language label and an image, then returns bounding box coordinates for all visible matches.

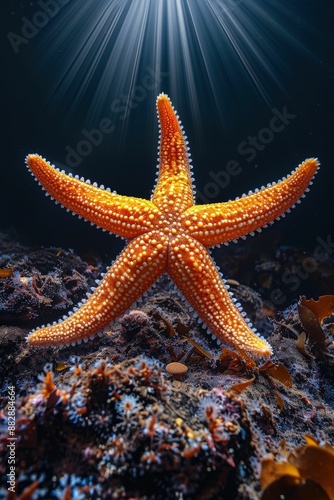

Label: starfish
[26,94,319,357]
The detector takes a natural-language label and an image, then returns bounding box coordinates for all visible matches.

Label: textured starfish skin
[26,94,319,356]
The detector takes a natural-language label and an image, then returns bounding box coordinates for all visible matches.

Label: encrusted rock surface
[0,236,333,499]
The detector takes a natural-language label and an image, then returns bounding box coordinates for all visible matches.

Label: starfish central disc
[26,93,319,357]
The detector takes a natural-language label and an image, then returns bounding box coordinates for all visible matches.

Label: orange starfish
[26,94,319,356]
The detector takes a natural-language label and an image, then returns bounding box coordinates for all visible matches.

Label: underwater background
[1,2,334,499]
[1,0,333,257]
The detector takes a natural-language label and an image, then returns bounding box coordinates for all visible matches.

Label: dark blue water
[1,0,333,256]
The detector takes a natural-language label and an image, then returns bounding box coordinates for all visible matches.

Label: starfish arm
[151,94,194,213]
[27,231,168,346]
[167,234,272,357]
[26,154,162,239]
[181,158,319,246]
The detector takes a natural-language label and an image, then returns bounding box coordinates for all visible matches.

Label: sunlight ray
[30,0,325,136]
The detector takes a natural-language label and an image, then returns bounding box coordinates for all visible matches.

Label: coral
[0,238,333,498]
[0,357,258,499]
